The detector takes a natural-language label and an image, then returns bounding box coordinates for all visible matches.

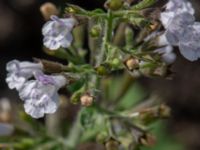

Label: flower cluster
[160,0,200,61]
[6,60,68,118]
[42,15,77,50]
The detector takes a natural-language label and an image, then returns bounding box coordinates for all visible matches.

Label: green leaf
[80,107,96,129]
[131,0,157,10]
[67,78,85,93]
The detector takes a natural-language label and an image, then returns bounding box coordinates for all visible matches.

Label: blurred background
[1,0,200,150]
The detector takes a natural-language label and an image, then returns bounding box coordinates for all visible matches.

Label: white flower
[42,15,76,50]
[6,60,43,90]
[19,73,68,118]
[178,22,200,61]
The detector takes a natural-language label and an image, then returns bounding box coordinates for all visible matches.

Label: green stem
[97,10,113,66]
[63,10,115,149]
[64,110,83,150]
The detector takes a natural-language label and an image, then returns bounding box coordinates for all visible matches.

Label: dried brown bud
[124,57,139,71]
[158,104,171,118]
[149,21,160,31]
[105,138,120,150]
[139,133,156,147]
[152,66,167,77]
[40,2,59,21]
[34,58,63,73]
[80,94,94,107]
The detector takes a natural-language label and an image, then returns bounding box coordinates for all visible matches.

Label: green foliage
[131,0,157,10]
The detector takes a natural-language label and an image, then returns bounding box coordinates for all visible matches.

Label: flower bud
[95,65,109,76]
[110,58,121,68]
[124,57,139,71]
[104,0,123,11]
[40,2,59,21]
[90,25,101,38]
[71,91,82,104]
[34,58,63,73]
[158,104,171,118]
[139,133,156,147]
[152,65,167,77]
[149,21,159,31]
[80,94,94,107]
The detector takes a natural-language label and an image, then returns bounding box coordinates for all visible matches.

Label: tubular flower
[42,15,77,50]
[160,0,194,28]
[19,73,68,118]
[6,60,43,91]
[179,23,200,61]
[165,13,195,45]
[160,0,200,61]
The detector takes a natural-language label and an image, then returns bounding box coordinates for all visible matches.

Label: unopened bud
[124,57,139,71]
[159,104,171,118]
[152,65,167,77]
[90,25,101,38]
[71,92,82,104]
[65,4,86,14]
[149,21,159,31]
[40,2,59,21]
[110,58,121,68]
[104,0,123,11]
[96,65,109,76]
[80,94,94,107]
[34,58,63,73]
[139,133,156,147]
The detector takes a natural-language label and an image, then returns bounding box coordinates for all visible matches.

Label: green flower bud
[65,4,86,14]
[110,58,121,68]
[70,91,82,104]
[104,0,123,11]
[66,7,76,13]
[90,25,101,38]
[95,65,109,76]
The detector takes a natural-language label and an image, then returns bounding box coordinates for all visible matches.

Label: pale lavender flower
[178,22,200,61]
[19,73,68,118]
[42,15,76,50]
[165,0,194,14]
[159,0,200,61]
[165,13,195,45]
[6,60,43,90]
[160,0,194,28]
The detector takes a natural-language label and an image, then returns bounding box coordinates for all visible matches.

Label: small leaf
[80,107,96,129]
[131,0,157,10]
